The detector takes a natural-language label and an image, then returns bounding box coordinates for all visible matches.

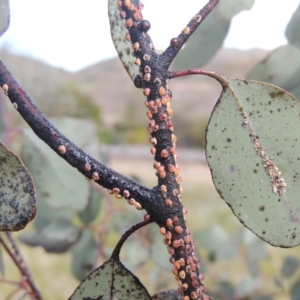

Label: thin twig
[111,217,153,260]
[169,68,226,86]
[0,234,41,300]
[5,233,41,299]
[161,0,220,66]
[0,278,20,285]
[5,286,23,300]
[92,197,124,270]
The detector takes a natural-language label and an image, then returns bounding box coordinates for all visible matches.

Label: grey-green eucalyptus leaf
[19,218,81,253]
[51,117,98,150]
[196,225,228,250]
[172,0,255,70]
[195,226,242,260]
[21,128,89,211]
[71,228,97,281]
[245,230,266,261]
[215,280,235,300]
[248,45,300,98]
[291,279,300,300]
[0,0,10,37]
[151,290,182,300]
[108,0,151,81]
[206,78,300,247]
[69,257,151,300]
[110,210,141,235]
[247,242,265,273]
[285,3,300,48]
[0,142,36,231]
[79,187,101,224]
[280,256,300,278]
[235,275,260,298]
[214,0,255,21]
[148,222,171,270]
[33,190,73,231]
[122,238,150,269]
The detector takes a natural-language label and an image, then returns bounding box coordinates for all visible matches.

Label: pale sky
[0,0,299,72]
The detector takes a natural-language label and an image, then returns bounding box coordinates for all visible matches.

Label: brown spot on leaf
[269,90,284,98]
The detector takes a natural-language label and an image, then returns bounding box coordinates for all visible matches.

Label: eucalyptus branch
[116,1,214,299]
[0,233,41,300]
[5,232,40,298]
[0,60,152,210]
[160,0,220,66]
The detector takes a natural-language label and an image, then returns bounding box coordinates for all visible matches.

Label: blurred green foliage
[172,0,255,70]
[174,115,209,148]
[0,0,9,38]
[114,103,149,144]
[60,82,101,126]
[248,2,300,100]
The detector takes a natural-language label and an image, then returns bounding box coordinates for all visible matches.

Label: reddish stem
[0,278,20,285]
[111,218,153,261]
[0,233,41,300]
[169,68,225,84]
[92,198,124,270]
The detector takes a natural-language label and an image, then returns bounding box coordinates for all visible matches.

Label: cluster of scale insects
[251,134,286,196]
[114,1,209,299]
